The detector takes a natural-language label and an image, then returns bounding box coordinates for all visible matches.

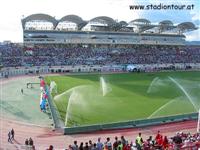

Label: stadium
[0,13,200,149]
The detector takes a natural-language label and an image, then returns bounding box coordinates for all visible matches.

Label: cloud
[185,29,200,41]
[0,0,199,42]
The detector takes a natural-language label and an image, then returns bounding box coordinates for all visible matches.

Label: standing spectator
[89,140,93,150]
[121,136,126,146]
[91,143,98,150]
[79,142,84,150]
[29,137,33,146]
[173,133,182,149]
[104,137,112,150]
[8,131,11,143]
[25,139,29,145]
[162,136,169,149]
[155,130,162,143]
[113,136,119,150]
[72,140,79,150]
[97,138,103,150]
[146,136,154,148]
[135,133,143,150]
[84,142,89,150]
[117,141,123,150]
[11,128,14,140]
[155,130,163,149]
[155,135,163,149]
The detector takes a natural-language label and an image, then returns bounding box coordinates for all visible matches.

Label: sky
[0,0,199,42]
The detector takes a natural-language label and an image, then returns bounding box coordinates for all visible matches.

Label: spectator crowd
[0,43,200,67]
[44,131,200,150]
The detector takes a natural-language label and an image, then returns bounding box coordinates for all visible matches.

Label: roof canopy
[177,22,197,30]
[21,14,198,33]
[22,13,57,29]
[158,20,175,32]
[159,20,173,26]
[89,16,116,26]
[119,21,128,27]
[129,19,151,25]
[59,15,84,25]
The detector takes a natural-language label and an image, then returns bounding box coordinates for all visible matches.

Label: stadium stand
[21,14,197,45]
[1,44,200,68]
[0,14,198,69]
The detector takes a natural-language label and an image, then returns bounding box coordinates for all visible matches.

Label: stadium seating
[0,44,200,68]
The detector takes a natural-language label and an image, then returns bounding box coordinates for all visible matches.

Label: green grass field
[45,71,200,127]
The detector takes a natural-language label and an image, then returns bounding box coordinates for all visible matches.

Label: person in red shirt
[155,130,162,142]
[162,136,169,150]
[155,131,163,149]
[157,135,163,149]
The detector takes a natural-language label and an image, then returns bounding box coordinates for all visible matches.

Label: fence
[64,113,198,134]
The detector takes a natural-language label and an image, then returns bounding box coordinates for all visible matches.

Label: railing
[45,85,64,128]
[64,113,198,134]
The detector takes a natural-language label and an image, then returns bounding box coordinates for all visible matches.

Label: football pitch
[45,71,200,127]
